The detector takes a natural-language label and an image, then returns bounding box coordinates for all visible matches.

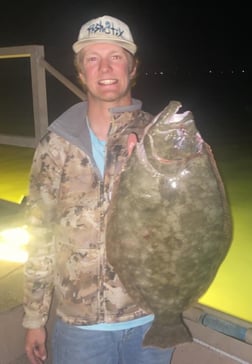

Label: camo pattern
[23,108,153,328]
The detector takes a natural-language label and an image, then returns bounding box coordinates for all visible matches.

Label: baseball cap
[72,15,137,55]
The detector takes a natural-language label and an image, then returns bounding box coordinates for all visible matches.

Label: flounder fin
[142,318,193,348]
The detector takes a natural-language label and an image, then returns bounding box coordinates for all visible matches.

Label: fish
[105,100,233,349]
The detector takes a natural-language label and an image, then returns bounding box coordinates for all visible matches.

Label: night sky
[0,1,250,71]
[0,1,251,146]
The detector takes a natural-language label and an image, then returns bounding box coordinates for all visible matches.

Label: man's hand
[127,133,138,157]
[25,327,47,364]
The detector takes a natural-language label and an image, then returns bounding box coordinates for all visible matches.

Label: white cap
[72,15,137,55]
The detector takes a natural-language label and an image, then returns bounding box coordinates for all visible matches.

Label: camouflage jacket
[23,100,153,328]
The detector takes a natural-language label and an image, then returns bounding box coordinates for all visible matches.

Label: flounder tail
[142,318,193,349]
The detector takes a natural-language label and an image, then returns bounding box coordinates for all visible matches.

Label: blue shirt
[87,119,106,177]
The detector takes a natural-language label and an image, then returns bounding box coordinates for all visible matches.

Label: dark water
[0,58,251,152]
[0,58,35,136]
[133,71,252,150]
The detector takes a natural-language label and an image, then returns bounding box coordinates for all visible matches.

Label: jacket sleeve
[22,132,63,328]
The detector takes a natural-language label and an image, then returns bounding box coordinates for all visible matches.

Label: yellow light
[0,226,29,263]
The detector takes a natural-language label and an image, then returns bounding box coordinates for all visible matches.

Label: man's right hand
[25,327,47,364]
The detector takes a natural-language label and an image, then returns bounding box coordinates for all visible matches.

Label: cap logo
[73,15,137,54]
[87,20,124,39]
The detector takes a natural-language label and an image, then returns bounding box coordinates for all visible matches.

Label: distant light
[144,68,247,78]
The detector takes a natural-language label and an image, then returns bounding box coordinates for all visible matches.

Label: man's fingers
[26,345,46,364]
[34,345,47,361]
[127,133,138,157]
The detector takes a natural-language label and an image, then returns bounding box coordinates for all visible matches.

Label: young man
[23,15,175,364]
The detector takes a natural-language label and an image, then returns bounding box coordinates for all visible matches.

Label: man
[23,15,175,363]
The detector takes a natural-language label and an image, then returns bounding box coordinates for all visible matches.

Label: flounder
[105,101,233,348]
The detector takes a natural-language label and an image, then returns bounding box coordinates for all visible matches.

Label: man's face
[79,43,136,104]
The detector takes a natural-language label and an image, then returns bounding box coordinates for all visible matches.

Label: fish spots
[106,101,232,348]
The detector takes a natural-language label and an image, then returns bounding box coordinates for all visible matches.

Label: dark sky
[0,1,250,74]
